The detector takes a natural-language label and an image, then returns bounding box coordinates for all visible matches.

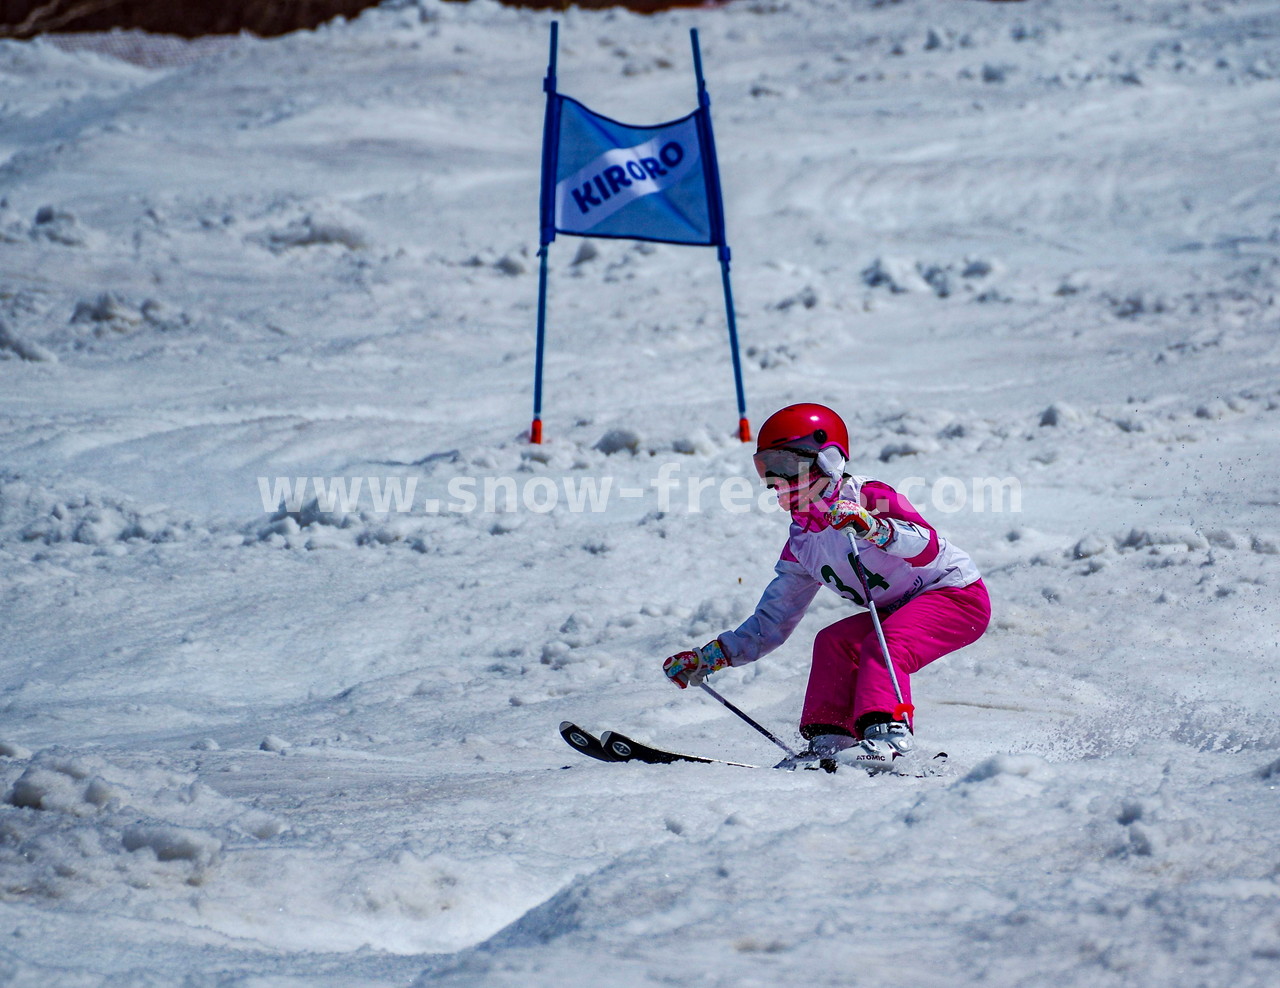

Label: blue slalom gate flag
[530,22,748,447]
[549,96,717,246]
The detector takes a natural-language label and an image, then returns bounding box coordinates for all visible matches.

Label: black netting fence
[0,0,715,40]
[0,1,374,38]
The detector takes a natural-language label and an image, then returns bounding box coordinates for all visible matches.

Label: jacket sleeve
[859,480,941,566]
[717,554,821,666]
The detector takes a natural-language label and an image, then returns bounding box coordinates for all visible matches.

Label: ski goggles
[753,446,820,485]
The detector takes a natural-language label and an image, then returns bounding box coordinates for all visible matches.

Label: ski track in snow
[2,0,1280,984]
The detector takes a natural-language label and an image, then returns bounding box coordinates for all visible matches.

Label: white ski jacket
[718,478,981,666]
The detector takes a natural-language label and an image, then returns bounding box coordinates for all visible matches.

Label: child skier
[662,402,990,771]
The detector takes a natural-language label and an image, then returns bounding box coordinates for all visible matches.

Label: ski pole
[845,531,914,731]
[699,682,800,759]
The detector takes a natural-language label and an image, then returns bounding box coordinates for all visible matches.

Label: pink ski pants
[801,579,991,737]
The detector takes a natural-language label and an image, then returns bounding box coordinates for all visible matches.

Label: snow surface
[1,0,1279,983]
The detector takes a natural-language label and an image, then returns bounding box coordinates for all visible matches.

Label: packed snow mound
[68,292,195,337]
[0,476,209,547]
[0,320,56,363]
[419,745,1280,987]
[0,747,283,901]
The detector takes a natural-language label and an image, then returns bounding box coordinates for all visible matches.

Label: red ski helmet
[755,403,849,458]
[753,403,850,488]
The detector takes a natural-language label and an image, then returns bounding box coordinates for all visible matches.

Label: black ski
[558,722,944,775]
[560,721,760,767]
[599,730,760,769]
[559,721,621,762]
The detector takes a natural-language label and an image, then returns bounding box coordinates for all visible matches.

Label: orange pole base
[530,418,543,444]
[738,417,752,443]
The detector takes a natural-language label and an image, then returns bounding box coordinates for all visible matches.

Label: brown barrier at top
[0,0,722,40]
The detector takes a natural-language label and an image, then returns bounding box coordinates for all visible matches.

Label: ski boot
[831,720,915,773]
[774,731,859,773]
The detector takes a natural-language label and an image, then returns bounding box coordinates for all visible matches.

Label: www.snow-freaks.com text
[257,467,1021,517]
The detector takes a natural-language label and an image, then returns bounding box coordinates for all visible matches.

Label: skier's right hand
[828,499,893,546]
[662,640,730,689]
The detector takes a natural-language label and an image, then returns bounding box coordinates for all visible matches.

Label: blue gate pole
[532,245,549,444]
[719,251,750,443]
[531,21,560,444]
[691,28,750,442]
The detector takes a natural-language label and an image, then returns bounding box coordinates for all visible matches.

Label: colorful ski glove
[827,499,894,547]
[662,639,731,689]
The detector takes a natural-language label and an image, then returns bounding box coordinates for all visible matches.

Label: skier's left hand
[662,640,730,689]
